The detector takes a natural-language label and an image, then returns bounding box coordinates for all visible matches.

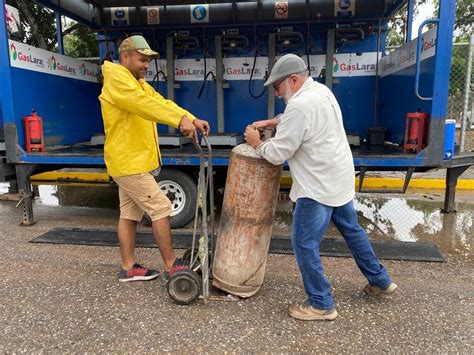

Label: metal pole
[460,35,473,152]
[215,35,225,133]
[443,165,470,213]
[406,0,415,43]
[325,29,335,91]
[267,33,276,119]
[15,164,37,226]
[55,12,64,55]
[374,19,382,126]
[166,36,176,134]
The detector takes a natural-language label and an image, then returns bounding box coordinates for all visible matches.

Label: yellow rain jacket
[99,61,196,177]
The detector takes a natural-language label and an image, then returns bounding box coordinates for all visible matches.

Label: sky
[411,1,437,39]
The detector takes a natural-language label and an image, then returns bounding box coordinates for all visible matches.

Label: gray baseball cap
[264,54,308,87]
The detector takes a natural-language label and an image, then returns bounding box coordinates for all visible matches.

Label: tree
[386,10,408,48]
[428,0,473,39]
[6,0,55,50]
[63,23,98,59]
[386,2,425,48]
[387,0,473,47]
[451,0,473,40]
[6,0,98,58]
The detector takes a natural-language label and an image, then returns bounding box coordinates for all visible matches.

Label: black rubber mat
[31,227,444,262]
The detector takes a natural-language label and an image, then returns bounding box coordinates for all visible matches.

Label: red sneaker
[164,258,190,281]
[119,263,159,282]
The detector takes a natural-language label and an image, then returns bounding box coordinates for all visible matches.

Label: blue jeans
[291,198,392,310]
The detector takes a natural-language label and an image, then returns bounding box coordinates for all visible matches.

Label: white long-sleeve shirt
[256,77,355,207]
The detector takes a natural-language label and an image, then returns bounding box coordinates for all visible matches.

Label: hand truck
[167,135,215,304]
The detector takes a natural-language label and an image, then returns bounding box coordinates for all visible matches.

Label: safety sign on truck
[190,4,209,23]
[335,0,355,17]
[146,7,160,25]
[275,2,289,19]
[111,7,129,26]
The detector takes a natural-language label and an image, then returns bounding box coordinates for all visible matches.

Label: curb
[30,171,474,190]
[280,176,474,190]
[354,177,474,190]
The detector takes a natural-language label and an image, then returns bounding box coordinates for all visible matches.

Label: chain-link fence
[448,39,474,152]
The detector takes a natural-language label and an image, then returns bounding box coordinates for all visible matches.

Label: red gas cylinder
[24,110,45,152]
[407,117,420,144]
[404,112,429,154]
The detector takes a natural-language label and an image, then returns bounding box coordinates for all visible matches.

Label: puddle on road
[3,183,471,258]
[354,196,472,258]
[33,185,118,209]
[0,182,9,194]
[0,183,61,205]
[37,185,59,205]
[273,195,473,258]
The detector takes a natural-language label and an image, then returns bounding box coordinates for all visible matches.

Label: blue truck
[0,0,472,227]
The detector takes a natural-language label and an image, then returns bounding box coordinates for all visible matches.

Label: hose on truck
[248,36,267,99]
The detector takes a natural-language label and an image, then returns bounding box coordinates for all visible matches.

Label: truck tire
[155,168,197,229]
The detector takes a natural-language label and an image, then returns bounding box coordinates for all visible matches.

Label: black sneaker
[119,263,159,282]
[164,258,190,281]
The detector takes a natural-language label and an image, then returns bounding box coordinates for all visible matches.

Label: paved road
[0,201,472,353]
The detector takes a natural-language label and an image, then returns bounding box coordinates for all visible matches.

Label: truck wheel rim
[159,180,186,217]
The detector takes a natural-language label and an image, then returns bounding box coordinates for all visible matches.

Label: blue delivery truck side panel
[1,0,472,226]
[0,1,456,162]
[9,67,103,147]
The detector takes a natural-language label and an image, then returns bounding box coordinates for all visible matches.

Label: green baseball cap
[118,35,159,57]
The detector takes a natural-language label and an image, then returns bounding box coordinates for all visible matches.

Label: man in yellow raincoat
[99,35,210,282]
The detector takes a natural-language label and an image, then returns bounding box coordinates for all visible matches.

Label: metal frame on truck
[0,0,472,226]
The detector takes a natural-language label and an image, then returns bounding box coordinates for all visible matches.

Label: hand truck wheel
[167,270,202,305]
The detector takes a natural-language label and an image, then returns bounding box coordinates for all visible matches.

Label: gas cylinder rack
[0,0,472,226]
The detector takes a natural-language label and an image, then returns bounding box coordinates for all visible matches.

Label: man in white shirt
[244,54,397,321]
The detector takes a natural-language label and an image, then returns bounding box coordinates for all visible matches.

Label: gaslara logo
[47,56,57,70]
[339,60,376,73]
[333,57,339,73]
[78,63,96,77]
[10,43,17,60]
[11,44,44,67]
[421,36,437,53]
[332,55,376,75]
[78,63,86,75]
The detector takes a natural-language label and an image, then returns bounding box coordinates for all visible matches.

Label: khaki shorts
[113,172,172,222]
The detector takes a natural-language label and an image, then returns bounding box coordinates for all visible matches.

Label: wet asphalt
[0,201,473,353]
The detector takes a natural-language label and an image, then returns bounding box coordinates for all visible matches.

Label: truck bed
[20,141,426,169]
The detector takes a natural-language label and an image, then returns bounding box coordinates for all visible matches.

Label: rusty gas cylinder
[212,144,282,297]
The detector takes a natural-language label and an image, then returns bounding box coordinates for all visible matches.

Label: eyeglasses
[273,78,286,91]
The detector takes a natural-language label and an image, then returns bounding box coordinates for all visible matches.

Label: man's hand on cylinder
[244,125,262,149]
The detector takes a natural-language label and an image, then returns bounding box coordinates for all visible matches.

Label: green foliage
[63,24,98,59]
[387,0,472,47]
[6,0,98,58]
[452,0,473,38]
[419,0,472,38]
[6,0,55,50]
[386,2,407,48]
[394,1,472,98]
[449,45,470,97]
